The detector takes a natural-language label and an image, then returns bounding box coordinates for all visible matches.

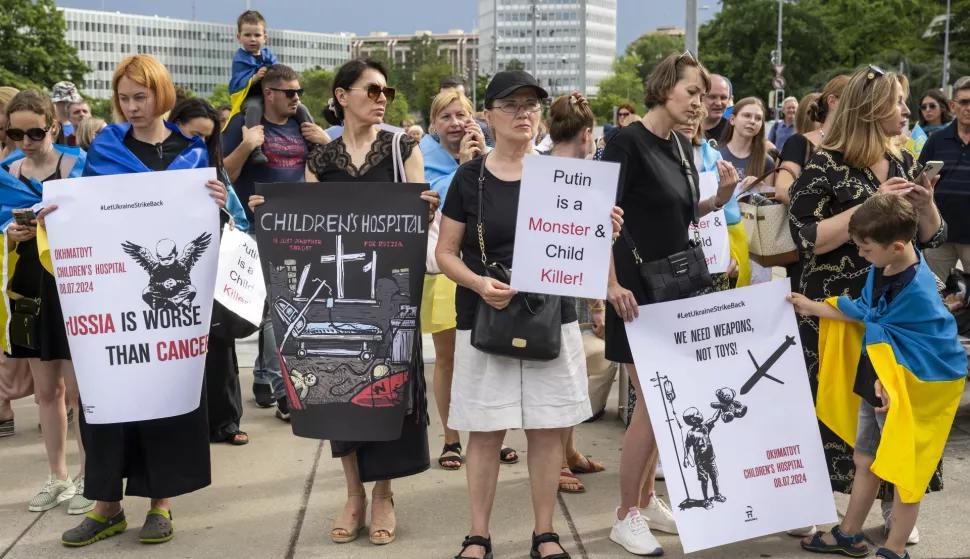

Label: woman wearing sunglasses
[48,54,227,548]
[1,88,92,517]
[788,66,946,550]
[250,58,438,547]
[917,89,952,136]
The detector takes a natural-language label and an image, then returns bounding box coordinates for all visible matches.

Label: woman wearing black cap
[437,71,617,559]
[602,53,738,556]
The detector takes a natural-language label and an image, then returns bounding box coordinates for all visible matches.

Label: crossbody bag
[619,131,713,303]
[470,154,562,361]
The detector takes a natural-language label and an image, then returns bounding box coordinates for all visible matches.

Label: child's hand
[874,380,891,412]
[787,293,817,317]
[254,67,268,82]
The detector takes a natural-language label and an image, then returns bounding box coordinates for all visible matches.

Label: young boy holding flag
[789,193,966,559]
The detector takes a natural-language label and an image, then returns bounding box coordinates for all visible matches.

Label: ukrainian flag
[224,47,278,132]
[816,254,967,503]
[906,124,928,158]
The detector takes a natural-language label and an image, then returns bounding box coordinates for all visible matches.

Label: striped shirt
[920,120,970,244]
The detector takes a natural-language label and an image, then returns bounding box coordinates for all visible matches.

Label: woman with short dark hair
[917,89,952,135]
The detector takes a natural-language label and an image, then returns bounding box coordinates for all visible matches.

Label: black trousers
[205,334,243,442]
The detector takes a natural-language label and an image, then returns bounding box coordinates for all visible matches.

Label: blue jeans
[253,301,286,399]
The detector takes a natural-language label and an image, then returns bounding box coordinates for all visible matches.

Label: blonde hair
[820,67,906,169]
[407,125,423,137]
[430,89,474,126]
[5,89,57,128]
[688,104,709,146]
[0,86,19,112]
[76,116,106,150]
[795,93,821,134]
[112,55,176,121]
[720,97,768,177]
[547,94,594,143]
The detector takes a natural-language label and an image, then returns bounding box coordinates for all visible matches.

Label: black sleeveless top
[307,130,417,182]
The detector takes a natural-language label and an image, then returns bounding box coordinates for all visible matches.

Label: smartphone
[11,209,36,226]
[914,161,944,184]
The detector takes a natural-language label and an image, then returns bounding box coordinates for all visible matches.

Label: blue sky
[56,0,720,54]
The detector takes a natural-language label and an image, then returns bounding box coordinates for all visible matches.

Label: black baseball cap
[485,71,549,106]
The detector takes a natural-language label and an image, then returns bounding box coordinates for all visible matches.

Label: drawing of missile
[739,335,796,395]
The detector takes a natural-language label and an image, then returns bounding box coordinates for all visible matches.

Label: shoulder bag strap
[477,153,488,265]
[671,131,699,227]
[391,131,407,183]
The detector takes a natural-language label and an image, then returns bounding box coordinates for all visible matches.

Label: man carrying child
[790,194,967,559]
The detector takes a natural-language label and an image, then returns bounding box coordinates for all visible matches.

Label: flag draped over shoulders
[817,254,967,503]
[225,47,278,131]
[699,140,749,287]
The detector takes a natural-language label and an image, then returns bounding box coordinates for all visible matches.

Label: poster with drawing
[625,280,837,553]
[254,182,428,441]
[42,168,219,424]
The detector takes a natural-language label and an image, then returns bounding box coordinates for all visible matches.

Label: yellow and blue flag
[906,124,928,158]
[224,47,279,132]
[817,254,967,503]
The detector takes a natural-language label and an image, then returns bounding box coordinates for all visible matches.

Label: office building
[478,0,617,97]
[350,31,479,84]
[61,7,350,99]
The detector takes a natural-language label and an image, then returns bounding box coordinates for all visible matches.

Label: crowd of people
[1,8,969,559]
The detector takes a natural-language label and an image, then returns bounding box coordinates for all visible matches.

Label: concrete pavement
[2,334,969,558]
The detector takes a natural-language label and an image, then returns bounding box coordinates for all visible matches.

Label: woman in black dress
[55,55,228,547]
[788,66,946,544]
[250,59,438,547]
[601,53,738,556]
[4,89,91,516]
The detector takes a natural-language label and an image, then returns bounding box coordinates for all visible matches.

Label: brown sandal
[331,492,366,543]
[559,467,585,493]
[567,450,605,474]
[369,492,396,545]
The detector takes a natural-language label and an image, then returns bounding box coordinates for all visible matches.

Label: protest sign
[43,168,219,424]
[690,171,729,274]
[625,280,836,553]
[510,155,619,299]
[214,225,265,326]
[255,182,428,441]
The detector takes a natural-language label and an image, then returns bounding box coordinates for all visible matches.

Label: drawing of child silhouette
[683,407,725,509]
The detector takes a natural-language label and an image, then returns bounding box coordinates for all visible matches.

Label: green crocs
[61,510,128,547]
[139,509,175,544]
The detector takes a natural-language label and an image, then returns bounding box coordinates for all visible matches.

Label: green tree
[588,54,645,122]
[299,67,335,121]
[383,89,410,128]
[397,35,450,103]
[84,96,114,122]
[414,62,457,125]
[506,59,526,72]
[626,33,685,85]
[473,73,491,112]
[0,0,88,89]
[207,84,231,108]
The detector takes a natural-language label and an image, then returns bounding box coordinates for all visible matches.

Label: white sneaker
[28,474,75,512]
[610,507,663,556]
[786,525,817,537]
[67,476,95,515]
[655,462,665,480]
[640,492,678,534]
[881,501,920,545]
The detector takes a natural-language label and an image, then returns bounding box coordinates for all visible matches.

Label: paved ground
[2,334,969,559]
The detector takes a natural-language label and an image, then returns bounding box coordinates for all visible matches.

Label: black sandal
[875,549,909,559]
[438,442,464,470]
[500,445,519,464]
[531,532,570,559]
[455,535,492,559]
[227,431,249,446]
[801,525,869,557]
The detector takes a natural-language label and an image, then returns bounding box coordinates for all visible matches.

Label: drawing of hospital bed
[274,298,384,361]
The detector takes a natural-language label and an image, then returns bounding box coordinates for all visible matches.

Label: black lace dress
[306,130,430,482]
[789,148,947,497]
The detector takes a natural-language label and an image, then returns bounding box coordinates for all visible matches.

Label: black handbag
[10,296,40,350]
[470,155,562,361]
[620,131,713,303]
[210,300,259,340]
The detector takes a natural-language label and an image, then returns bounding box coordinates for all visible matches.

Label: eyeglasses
[269,88,304,99]
[617,111,631,117]
[348,84,396,103]
[920,103,939,110]
[955,99,970,108]
[679,50,696,62]
[493,100,542,114]
[5,124,52,142]
[863,64,885,89]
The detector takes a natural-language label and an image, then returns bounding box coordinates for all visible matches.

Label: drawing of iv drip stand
[651,372,706,511]
[275,234,384,362]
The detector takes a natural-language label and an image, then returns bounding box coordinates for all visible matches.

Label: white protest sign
[214,225,265,326]
[626,280,836,553]
[690,171,729,274]
[510,155,619,298]
[43,168,219,424]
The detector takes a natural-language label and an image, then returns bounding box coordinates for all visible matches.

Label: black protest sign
[255,182,428,441]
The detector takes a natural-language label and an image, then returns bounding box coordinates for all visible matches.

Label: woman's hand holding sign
[610,206,624,240]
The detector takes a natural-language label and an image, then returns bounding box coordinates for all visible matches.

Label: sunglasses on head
[679,50,696,62]
[863,64,885,89]
[269,87,304,99]
[920,103,939,110]
[349,84,396,103]
[5,124,52,142]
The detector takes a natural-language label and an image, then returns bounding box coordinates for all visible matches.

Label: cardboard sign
[625,280,837,552]
[690,171,730,274]
[214,225,266,326]
[43,168,219,423]
[510,155,619,299]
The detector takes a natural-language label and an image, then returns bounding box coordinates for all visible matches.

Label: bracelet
[709,194,725,211]
[588,305,606,312]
